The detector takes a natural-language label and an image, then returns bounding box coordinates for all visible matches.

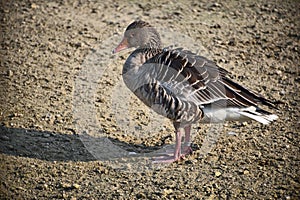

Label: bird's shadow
[0,125,95,161]
[0,126,181,162]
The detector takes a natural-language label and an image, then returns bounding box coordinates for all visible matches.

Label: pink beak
[112,37,129,54]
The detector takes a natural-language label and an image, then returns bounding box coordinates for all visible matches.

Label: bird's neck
[123,48,161,74]
[122,47,161,91]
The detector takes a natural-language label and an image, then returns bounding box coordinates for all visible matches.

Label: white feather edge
[201,106,278,124]
[238,106,278,125]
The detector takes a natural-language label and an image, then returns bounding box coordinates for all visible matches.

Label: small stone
[293,46,298,51]
[136,193,146,198]
[239,53,246,60]
[61,183,71,189]
[17,187,25,191]
[219,58,227,63]
[48,41,55,48]
[162,189,173,196]
[279,90,286,95]
[212,2,221,7]
[72,183,80,189]
[215,171,222,177]
[36,185,43,190]
[243,170,250,175]
[227,131,237,136]
[91,8,98,13]
[276,70,282,75]
[207,194,216,200]
[74,42,82,48]
[31,3,38,9]
[290,101,297,106]
[228,38,236,46]
[8,70,13,77]
[242,122,248,126]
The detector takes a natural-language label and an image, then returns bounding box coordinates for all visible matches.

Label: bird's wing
[145,47,274,109]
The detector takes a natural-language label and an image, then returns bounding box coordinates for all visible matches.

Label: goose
[112,20,278,163]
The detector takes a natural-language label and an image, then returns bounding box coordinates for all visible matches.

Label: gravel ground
[0,0,299,199]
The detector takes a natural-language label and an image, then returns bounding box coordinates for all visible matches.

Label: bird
[112,20,278,163]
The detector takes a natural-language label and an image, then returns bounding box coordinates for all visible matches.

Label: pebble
[136,193,146,198]
[61,183,72,189]
[279,90,286,95]
[243,170,250,175]
[17,186,25,191]
[242,122,248,126]
[215,171,222,177]
[31,3,38,9]
[72,183,80,189]
[275,70,282,75]
[290,101,297,106]
[228,38,236,46]
[207,194,216,200]
[8,70,13,77]
[74,42,82,48]
[227,131,237,136]
[162,188,173,196]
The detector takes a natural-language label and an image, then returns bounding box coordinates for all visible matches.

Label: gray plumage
[113,20,278,163]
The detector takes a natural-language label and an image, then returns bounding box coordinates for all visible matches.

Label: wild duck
[112,20,278,163]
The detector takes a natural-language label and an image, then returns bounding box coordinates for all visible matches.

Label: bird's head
[113,20,161,53]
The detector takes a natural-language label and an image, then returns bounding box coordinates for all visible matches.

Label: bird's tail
[238,106,278,125]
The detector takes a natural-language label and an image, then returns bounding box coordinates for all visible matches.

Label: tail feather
[222,77,282,110]
[238,106,278,125]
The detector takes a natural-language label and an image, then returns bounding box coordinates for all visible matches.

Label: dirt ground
[0,0,299,199]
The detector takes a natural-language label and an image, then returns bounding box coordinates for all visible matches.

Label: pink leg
[174,128,183,160]
[152,128,184,163]
[182,125,192,156]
